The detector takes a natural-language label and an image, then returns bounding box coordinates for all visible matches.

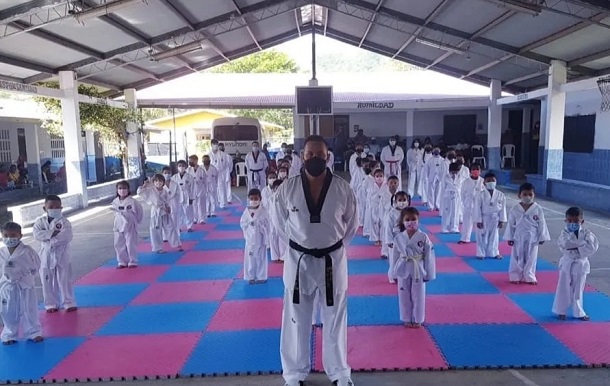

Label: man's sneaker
[333,380,354,386]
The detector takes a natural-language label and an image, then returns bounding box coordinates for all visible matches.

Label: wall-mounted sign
[516,93,529,101]
[357,102,395,109]
[0,80,39,94]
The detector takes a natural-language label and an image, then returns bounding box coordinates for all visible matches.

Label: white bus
[211,117,262,155]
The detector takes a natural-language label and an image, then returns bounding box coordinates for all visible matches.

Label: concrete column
[537,99,547,174]
[487,79,502,170]
[542,60,567,190]
[293,107,305,150]
[124,88,143,181]
[85,130,96,183]
[405,110,414,146]
[59,71,88,207]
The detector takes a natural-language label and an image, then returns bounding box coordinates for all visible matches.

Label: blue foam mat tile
[427,324,584,368]
[74,283,148,307]
[427,273,500,295]
[103,251,185,267]
[419,216,442,225]
[97,302,219,335]
[181,329,282,375]
[158,264,242,281]
[225,278,285,300]
[348,259,390,275]
[194,239,246,250]
[464,256,556,272]
[179,231,209,241]
[509,293,610,323]
[348,295,400,326]
[350,235,374,246]
[214,223,243,231]
[436,232,465,243]
[201,216,225,224]
[0,337,85,382]
[432,243,456,258]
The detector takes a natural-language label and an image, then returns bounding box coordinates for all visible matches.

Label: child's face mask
[520,195,534,204]
[404,220,418,231]
[268,178,276,186]
[566,222,580,233]
[3,238,20,248]
[485,181,496,190]
[279,172,287,179]
[395,201,408,210]
[249,200,260,208]
[163,173,171,180]
[178,166,186,173]
[46,208,62,219]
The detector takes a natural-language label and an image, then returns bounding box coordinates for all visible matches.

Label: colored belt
[402,254,424,282]
[289,239,343,307]
[387,160,400,176]
[250,168,263,183]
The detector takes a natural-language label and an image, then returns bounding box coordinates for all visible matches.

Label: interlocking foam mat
[2,202,610,383]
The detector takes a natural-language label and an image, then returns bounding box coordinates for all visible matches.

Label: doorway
[17,128,27,159]
[506,110,523,167]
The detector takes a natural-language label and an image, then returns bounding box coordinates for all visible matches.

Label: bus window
[212,125,259,141]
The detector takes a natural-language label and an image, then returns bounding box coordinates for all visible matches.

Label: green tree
[208,50,299,73]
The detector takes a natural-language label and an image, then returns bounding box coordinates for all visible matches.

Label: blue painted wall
[562,150,610,186]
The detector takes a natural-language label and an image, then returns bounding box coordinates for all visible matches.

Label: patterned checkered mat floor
[2,202,610,382]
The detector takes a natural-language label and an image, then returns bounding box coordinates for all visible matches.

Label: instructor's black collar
[300,168,333,224]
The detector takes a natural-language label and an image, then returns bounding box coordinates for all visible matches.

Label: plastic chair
[471,145,486,169]
[235,162,247,187]
[502,144,516,169]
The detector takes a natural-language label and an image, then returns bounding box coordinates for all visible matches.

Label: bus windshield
[213,125,259,141]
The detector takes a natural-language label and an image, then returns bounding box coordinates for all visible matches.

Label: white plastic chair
[502,144,516,169]
[471,145,486,169]
[235,162,247,187]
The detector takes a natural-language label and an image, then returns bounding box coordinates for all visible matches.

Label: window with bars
[50,134,65,158]
[0,129,10,163]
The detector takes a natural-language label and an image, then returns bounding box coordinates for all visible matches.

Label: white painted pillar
[293,107,306,150]
[487,79,502,170]
[124,88,142,181]
[59,71,88,207]
[543,60,567,184]
[406,110,414,145]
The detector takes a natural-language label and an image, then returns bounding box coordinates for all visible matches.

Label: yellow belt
[402,254,424,282]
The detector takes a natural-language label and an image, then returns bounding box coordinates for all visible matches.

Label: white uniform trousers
[247,170,266,191]
[508,241,539,283]
[407,169,422,198]
[179,202,195,230]
[387,246,396,283]
[40,265,76,310]
[476,216,500,258]
[150,222,181,252]
[207,188,218,216]
[398,277,426,324]
[441,196,460,233]
[244,245,267,281]
[281,288,350,385]
[0,285,42,342]
[193,192,207,222]
[217,174,229,208]
[312,291,322,325]
[426,180,441,210]
[225,178,232,203]
[552,265,587,318]
[270,228,286,262]
[114,230,138,266]
[460,209,475,242]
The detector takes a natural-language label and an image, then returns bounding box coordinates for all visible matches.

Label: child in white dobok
[423,148,443,212]
[392,207,436,328]
[268,180,287,263]
[172,160,195,232]
[240,189,269,284]
[440,162,463,233]
[552,207,599,321]
[202,155,219,217]
[504,183,550,284]
[365,169,387,246]
[1,222,43,345]
[32,195,77,313]
[384,191,410,284]
[138,175,182,254]
[474,173,507,260]
[379,176,400,259]
[459,164,484,244]
[111,180,144,268]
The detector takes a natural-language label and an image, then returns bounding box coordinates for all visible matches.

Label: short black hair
[177,160,187,166]
[284,155,293,162]
[2,222,21,233]
[152,173,165,183]
[162,166,171,172]
[392,191,411,207]
[267,171,277,178]
[387,175,399,182]
[449,162,461,172]
[211,139,219,145]
[470,163,481,170]
[248,188,261,198]
[566,206,583,218]
[45,194,62,204]
[303,135,328,149]
[484,172,496,179]
[518,182,535,194]
[189,154,198,160]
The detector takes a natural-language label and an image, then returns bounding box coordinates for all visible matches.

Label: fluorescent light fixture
[151,41,204,61]
[415,38,465,55]
[485,0,542,16]
[74,0,145,22]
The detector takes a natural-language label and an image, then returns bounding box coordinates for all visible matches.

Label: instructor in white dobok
[274,135,358,386]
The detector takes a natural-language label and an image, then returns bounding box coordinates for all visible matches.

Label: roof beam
[295,9,302,36]
[392,0,451,59]
[461,54,513,79]
[504,70,547,86]
[0,53,56,74]
[0,0,63,24]
[358,0,385,48]
[323,6,329,36]
[569,48,610,67]
[565,0,610,13]
[80,0,151,44]
[324,0,597,76]
[231,0,261,50]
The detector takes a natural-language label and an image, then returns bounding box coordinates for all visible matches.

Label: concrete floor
[13,180,610,386]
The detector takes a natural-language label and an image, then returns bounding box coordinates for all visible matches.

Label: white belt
[402,254,424,282]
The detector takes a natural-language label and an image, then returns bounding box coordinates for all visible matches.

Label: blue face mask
[566,223,580,233]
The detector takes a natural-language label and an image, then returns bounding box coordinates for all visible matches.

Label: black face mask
[304,157,327,177]
[219,148,225,151]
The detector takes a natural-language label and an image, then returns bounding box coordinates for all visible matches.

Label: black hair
[2,222,22,233]
[271,179,284,190]
[267,170,278,178]
[303,135,328,149]
[278,166,289,173]
[44,194,62,204]
[373,168,384,177]
[447,150,456,159]
[449,162,461,172]
[518,182,535,194]
[397,207,420,232]
[116,180,131,197]
[248,188,261,198]
[177,160,187,167]
[411,138,420,148]
[162,166,172,172]
[284,155,293,162]
[252,141,260,145]
[484,172,496,180]
[391,191,411,207]
[355,157,363,168]
[211,139,219,145]
[566,207,583,218]
[387,175,399,182]
[470,163,481,170]
[189,154,199,161]
[152,173,165,183]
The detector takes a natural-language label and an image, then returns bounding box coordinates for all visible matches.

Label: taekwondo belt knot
[289,239,343,307]
[402,254,424,282]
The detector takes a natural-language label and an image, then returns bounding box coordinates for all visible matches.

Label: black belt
[250,168,263,183]
[289,239,343,307]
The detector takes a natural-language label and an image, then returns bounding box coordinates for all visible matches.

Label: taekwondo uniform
[365,181,387,243]
[383,204,403,283]
[210,149,231,208]
[138,185,181,252]
[204,164,219,216]
[171,172,195,230]
[440,173,462,233]
[473,188,507,258]
[240,206,269,282]
[245,150,268,191]
[381,144,405,188]
[406,147,424,198]
[423,155,443,211]
[188,165,208,223]
[111,195,143,267]
[459,176,484,243]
